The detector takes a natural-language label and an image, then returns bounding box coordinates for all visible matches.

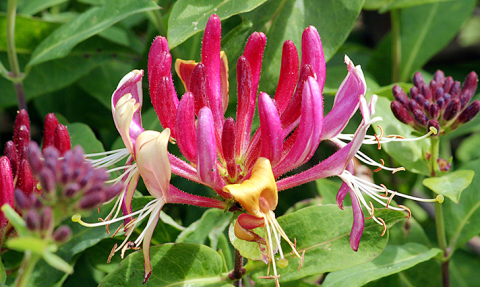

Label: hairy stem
[230,249,245,286]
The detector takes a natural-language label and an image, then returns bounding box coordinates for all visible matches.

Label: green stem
[435,201,450,287]
[430,137,440,177]
[14,251,41,287]
[6,0,27,110]
[391,9,401,83]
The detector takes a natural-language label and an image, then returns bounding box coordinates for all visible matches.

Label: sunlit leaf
[423,170,474,203]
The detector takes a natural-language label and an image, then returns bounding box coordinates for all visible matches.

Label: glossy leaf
[176,208,232,250]
[167,0,267,49]
[322,243,442,287]
[445,159,480,250]
[28,0,158,66]
[363,0,453,12]
[99,243,233,286]
[68,122,105,154]
[246,205,406,284]
[456,133,480,163]
[423,170,474,204]
[373,96,431,175]
[19,0,68,15]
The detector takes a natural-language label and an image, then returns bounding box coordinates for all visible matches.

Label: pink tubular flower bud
[258,92,283,166]
[457,100,480,124]
[16,159,34,196]
[190,63,209,115]
[222,117,237,181]
[14,110,30,143]
[14,125,30,162]
[243,32,266,103]
[235,56,253,158]
[196,107,217,187]
[54,124,71,155]
[175,92,197,163]
[52,225,72,243]
[301,26,326,91]
[4,141,18,177]
[0,157,14,233]
[274,40,299,114]
[43,113,59,150]
[391,101,414,125]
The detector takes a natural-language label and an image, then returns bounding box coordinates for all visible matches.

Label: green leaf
[423,170,474,203]
[0,15,60,53]
[176,208,232,250]
[322,243,442,287]
[18,0,68,15]
[28,0,159,66]
[445,159,480,250]
[373,96,430,175]
[0,205,28,237]
[315,178,341,205]
[67,122,105,154]
[456,133,480,163]
[0,256,5,284]
[245,205,406,284]
[99,243,233,286]
[6,237,49,255]
[364,0,453,13]
[42,251,73,274]
[167,0,267,49]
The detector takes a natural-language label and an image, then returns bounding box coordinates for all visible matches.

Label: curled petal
[234,213,265,244]
[349,189,364,251]
[142,202,165,283]
[301,26,326,91]
[258,92,283,166]
[220,51,230,113]
[321,56,366,140]
[197,107,218,186]
[336,161,353,210]
[176,92,197,163]
[113,93,142,155]
[135,129,171,199]
[112,70,143,133]
[175,59,197,92]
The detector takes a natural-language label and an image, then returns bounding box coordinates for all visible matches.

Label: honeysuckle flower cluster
[81,14,442,285]
[391,70,479,135]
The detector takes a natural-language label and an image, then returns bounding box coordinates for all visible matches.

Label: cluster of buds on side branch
[391,71,479,135]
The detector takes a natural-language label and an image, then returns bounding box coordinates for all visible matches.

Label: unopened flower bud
[457,100,480,124]
[43,113,59,150]
[14,188,31,210]
[443,76,453,93]
[392,85,409,106]
[52,226,72,243]
[450,81,460,96]
[39,167,56,194]
[40,207,53,231]
[78,192,106,210]
[222,117,237,179]
[427,120,440,137]
[31,194,43,209]
[443,98,460,121]
[412,109,428,126]
[413,72,425,87]
[25,210,40,231]
[422,84,432,100]
[461,71,478,98]
[42,147,60,175]
[391,101,414,125]
[435,87,444,101]
[14,110,30,143]
[410,86,418,98]
[1,157,14,230]
[16,159,34,196]
[63,182,81,198]
[408,99,421,112]
[415,94,425,106]
[4,141,18,177]
[429,103,440,119]
[14,125,30,161]
[103,184,124,202]
[434,70,445,86]
[54,124,71,155]
[27,142,43,175]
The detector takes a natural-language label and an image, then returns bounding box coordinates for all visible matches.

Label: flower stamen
[378,217,387,236]
[398,204,411,219]
[379,184,389,197]
[373,159,385,172]
[365,202,375,220]
[386,191,397,208]
[108,243,117,263]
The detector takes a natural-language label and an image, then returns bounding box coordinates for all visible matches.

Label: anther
[377,125,384,139]
[378,217,387,236]
[108,243,117,263]
[398,205,411,219]
[373,159,385,172]
[386,191,397,208]
[392,167,406,174]
[111,223,124,238]
[386,135,405,139]
[379,184,389,197]
[374,134,381,150]
[365,202,375,220]
[297,250,305,271]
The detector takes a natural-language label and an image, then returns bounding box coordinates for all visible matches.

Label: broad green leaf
[167,0,267,49]
[423,170,474,203]
[445,159,480,250]
[315,178,341,205]
[176,208,232,250]
[246,205,406,284]
[450,249,480,287]
[0,15,60,53]
[363,0,453,12]
[322,243,442,287]
[373,96,430,175]
[68,122,105,154]
[77,61,135,109]
[42,251,73,274]
[456,133,480,163]
[28,0,159,66]
[6,237,50,255]
[18,0,68,15]
[0,257,5,284]
[99,243,234,286]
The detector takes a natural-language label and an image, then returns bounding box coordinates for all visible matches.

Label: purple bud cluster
[391,70,479,135]
[27,142,123,213]
[14,188,71,243]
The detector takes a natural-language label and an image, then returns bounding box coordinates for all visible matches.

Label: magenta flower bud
[410,86,418,98]
[437,97,445,109]
[222,118,237,180]
[25,209,40,231]
[415,94,425,106]
[78,192,106,210]
[235,56,253,157]
[43,147,60,175]
[434,70,445,86]
[14,110,30,143]
[52,225,72,243]
[429,80,437,99]
[422,84,432,101]
[14,125,30,161]
[443,98,460,121]
[391,101,414,125]
[27,142,43,175]
[450,81,461,96]
[243,32,267,99]
[429,103,440,119]
[392,85,409,106]
[16,159,34,196]
[301,26,326,90]
[0,157,14,231]
[154,76,179,137]
[4,141,18,177]
[43,113,59,150]
[408,99,421,112]
[461,71,478,99]
[176,92,197,163]
[443,93,451,105]
[40,207,53,231]
[457,100,480,124]
[258,92,283,166]
[423,99,431,111]
[196,107,217,186]
[443,76,454,93]
[427,120,440,136]
[413,72,425,87]
[190,63,208,115]
[103,184,123,202]
[274,40,299,114]
[39,167,56,194]
[412,109,428,126]
[435,87,444,100]
[63,182,81,198]
[14,188,31,210]
[54,124,71,155]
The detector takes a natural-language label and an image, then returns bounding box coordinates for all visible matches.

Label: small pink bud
[4,141,18,177]
[190,63,208,115]
[27,142,43,175]
[25,210,40,231]
[14,188,31,210]
[52,225,72,243]
[457,100,480,124]
[196,107,217,186]
[443,98,460,121]
[413,72,425,87]
[222,118,237,180]
[14,125,30,161]
[43,113,59,149]
[391,101,414,125]
[274,40,299,114]
[16,159,34,196]
[0,157,14,231]
[433,70,445,86]
[54,124,71,155]
[175,92,197,163]
[392,85,409,106]
[14,110,30,143]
